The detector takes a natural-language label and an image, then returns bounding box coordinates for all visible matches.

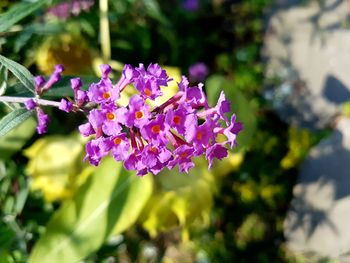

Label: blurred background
[1,0,350,262]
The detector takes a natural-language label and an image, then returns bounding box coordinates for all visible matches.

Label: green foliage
[0,65,8,96]
[0,108,34,137]
[0,0,328,262]
[206,75,257,147]
[0,0,48,33]
[28,158,153,263]
[0,55,35,93]
[0,117,36,159]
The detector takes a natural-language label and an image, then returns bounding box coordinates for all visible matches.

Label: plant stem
[100,0,111,63]
[0,96,61,108]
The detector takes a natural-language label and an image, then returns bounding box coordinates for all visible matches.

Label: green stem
[0,96,61,108]
[99,0,111,62]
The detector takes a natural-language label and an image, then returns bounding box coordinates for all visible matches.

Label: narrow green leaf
[0,65,8,96]
[28,158,153,263]
[0,0,47,33]
[0,109,34,138]
[144,0,169,25]
[0,55,35,93]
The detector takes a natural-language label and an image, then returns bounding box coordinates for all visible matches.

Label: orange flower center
[196,131,203,140]
[150,146,158,153]
[173,115,181,125]
[106,112,115,120]
[144,88,152,97]
[135,111,144,120]
[179,152,187,158]
[151,125,161,133]
[114,137,122,145]
[103,92,111,99]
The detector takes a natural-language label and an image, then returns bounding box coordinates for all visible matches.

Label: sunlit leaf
[140,158,214,239]
[0,109,34,138]
[24,134,88,201]
[0,55,35,93]
[28,158,153,263]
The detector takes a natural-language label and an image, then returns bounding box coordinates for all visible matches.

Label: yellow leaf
[23,133,92,202]
[140,158,214,238]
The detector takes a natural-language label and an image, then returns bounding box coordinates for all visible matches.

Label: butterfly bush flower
[27,63,243,175]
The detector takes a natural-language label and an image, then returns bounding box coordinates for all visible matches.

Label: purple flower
[87,109,104,136]
[125,95,150,128]
[214,91,230,122]
[115,64,136,92]
[70,78,87,105]
[206,143,228,169]
[84,138,108,166]
[185,83,208,108]
[189,62,208,82]
[41,65,64,93]
[178,76,189,92]
[168,145,195,173]
[100,64,112,79]
[24,99,36,110]
[182,0,199,11]
[71,77,83,91]
[133,63,171,100]
[47,0,94,19]
[140,114,169,146]
[165,104,196,136]
[76,90,87,105]
[34,76,45,94]
[141,144,172,174]
[36,108,50,134]
[59,99,73,112]
[87,80,119,104]
[185,118,214,154]
[79,123,95,137]
[224,115,243,148]
[124,151,148,176]
[101,106,123,136]
[103,133,130,161]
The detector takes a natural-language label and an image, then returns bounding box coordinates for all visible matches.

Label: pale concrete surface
[263,0,350,129]
[284,118,350,261]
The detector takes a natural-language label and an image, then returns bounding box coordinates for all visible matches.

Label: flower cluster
[67,63,243,175]
[25,65,65,134]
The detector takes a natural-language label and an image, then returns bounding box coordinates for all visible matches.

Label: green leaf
[0,0,47,33]
[0,55,35,93]
[144,0,169,25]
[0,65,8,96]
[28,158,153,263]
[206,75,257,148]
[0,109,34,138]
[0,117,36,160]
